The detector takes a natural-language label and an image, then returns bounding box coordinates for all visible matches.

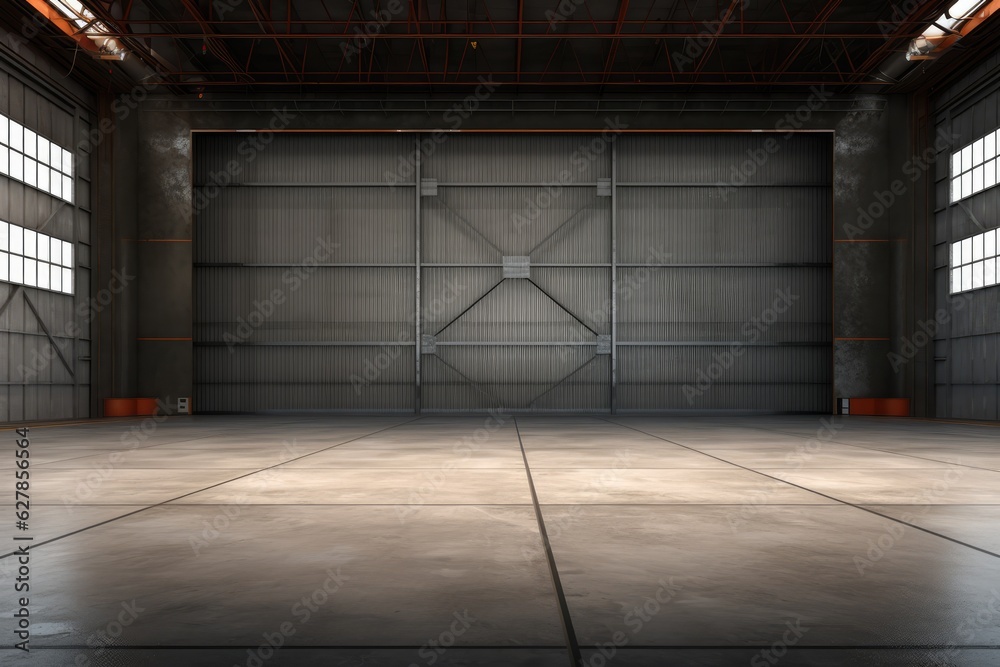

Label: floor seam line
[0,417,425,559]
[513,416,584,667]
[597,417,1000,560]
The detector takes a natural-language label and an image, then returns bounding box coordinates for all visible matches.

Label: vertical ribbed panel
[422,134,611,183]
[195,346,415,384]
[423,348,609,411]
[431,279,595,343]
[617,186,830,264]
[615,132,831,412]
[194,186,414,263]
[194,133,414,184]
[0,67,87,422]
[933,78,1000,419]
[193,130,417,410]
[616,267,831,343]
[421,187,609,262]
[619,346,831,383]
[617,383,831,412]
[421,267,502,331]
[195,267,414,343]
[530,268,612,333]
[617,133,832,185]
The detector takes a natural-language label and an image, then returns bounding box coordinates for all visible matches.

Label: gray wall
[932,50,1000,420]
[0,30,94,422]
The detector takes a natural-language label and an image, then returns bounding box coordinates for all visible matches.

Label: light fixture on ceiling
[39,0,129,60]
[905,0,994,61]
[906,35,947,60]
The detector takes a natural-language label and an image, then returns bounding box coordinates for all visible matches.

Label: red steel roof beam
[771,0,844,81]
[602,0,630,84]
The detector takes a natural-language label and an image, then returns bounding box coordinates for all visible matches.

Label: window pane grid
[0,218,74,295]
[951,227,1000,294]
[0,111,74,203]
[952,129,1000,203]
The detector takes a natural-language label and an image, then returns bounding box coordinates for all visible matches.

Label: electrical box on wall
[177,397,191,414]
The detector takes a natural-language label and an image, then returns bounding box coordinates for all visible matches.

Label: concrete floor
[2,415,1000,666]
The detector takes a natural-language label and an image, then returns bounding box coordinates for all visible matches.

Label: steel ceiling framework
[11,0,977,92]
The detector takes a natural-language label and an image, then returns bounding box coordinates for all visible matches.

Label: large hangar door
[193,131,830,413]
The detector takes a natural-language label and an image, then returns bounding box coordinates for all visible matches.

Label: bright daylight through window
[951,128,1000,202]
[0,112,75,203]
[951,228,1000,294]
[0,220,74,295]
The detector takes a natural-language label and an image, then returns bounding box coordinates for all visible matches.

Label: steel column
[611,139,617,415]
[415,135,422,414]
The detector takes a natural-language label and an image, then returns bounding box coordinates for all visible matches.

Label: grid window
[0,218,74,295]
[951,228,1000,294]
[952,129,1000,202]
[0,112,75,203]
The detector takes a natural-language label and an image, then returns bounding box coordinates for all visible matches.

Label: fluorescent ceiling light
[908,0,992,60]
[42,0,127,59]
[922,0,990,37]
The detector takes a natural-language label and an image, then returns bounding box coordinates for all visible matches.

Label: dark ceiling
[5,0,998,96]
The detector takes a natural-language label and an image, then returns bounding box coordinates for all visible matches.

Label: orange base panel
[135,398,160,416]
[849,398,911,417]
[104,398,162,417]
[103,398,136,417]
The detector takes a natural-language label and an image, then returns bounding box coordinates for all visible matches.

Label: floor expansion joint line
[13,643,1000,650]
[742,423,1000,473]
[513,416,584,667]
[0,417,426,560]
[597,417,1000,560]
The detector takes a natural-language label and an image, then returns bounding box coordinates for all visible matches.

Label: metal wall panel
[195,267,414,343]
[615,132,832,412]
[194,132,831,413]
[932,66,1000,420]
[195,186,414,264]
[616,133,831,185]
[616,267,830,343]
[421,134,610,183]
[0,62,90,423]
[617,187,830,264]
[193,134,416,411]
[421,187,609,263]
[194,133,414,184]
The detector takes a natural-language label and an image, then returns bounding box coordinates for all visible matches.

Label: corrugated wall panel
[195,267,414,343]
[617,383,830,412]
[617,133,832,185]
[195,382,415,413]
[421,187,609,263]
[618,346,831,384]
[616,267,830,343]
[195,346,415,384]
[421,134,610,183]
[431,278,596,343]
[423,348,609,412]
[530,268,612,334]
[421,267,502,331]
[194,133,416,411]
[617,186,831,264]
[1,61,89,422]
[194,186,414,264]
[933,67,1000,419]
[193,133,415,184]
